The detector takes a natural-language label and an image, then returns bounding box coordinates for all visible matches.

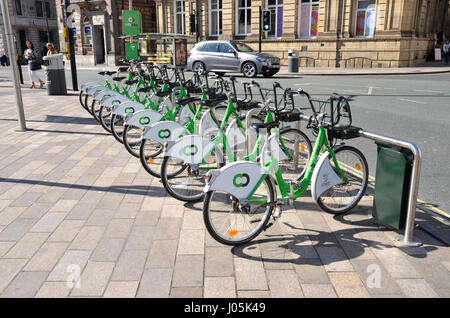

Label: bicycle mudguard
[203,161,266,200]
[93,89,118,101]
[164,135,216,165]
[81,82,101,92]
[179,105,195,126]
[311,151,344,203]
[101,95,130,108]
[86,85,109,96]
[124,109,162,128]
[261,133,290,165]
[199,109,220,137]
[112,101,146,116]
[224,119,246,154]
[142,121,186,145]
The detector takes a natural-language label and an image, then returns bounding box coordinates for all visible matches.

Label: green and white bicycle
[160,82,313,203]
[202,90,369,245]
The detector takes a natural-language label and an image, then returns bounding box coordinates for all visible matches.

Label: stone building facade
[0,0,59,62]
[155,0,450,67]
[55,0,157,65]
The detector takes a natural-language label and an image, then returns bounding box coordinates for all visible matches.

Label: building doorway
[93,26,105,64]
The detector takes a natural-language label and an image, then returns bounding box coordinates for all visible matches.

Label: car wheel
[242,62,257,78]
[193,61,206,75]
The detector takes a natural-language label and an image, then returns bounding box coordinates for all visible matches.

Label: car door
[202,42,220,70]
[217,43,240,71]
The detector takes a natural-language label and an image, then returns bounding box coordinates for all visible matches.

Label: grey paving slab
[0,271,48,298]
[137,268,173,298]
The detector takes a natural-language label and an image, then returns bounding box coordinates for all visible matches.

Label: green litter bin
[372,142,414,230]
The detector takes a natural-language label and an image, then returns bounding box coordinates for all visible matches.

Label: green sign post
[122,10,141,35]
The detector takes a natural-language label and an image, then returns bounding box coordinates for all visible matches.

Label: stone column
[222,0,234,39]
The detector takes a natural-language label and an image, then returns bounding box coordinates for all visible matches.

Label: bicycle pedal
[272,206,283,221]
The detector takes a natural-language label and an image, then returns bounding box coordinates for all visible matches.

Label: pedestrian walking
[0,54,7,66]
[443,40,450,66]
[46,43,58,56]
[24,41,44,89]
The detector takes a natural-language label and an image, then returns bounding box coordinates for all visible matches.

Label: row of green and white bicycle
[79,65,369,246]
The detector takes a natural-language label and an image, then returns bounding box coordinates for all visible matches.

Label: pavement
[0,80,449,299]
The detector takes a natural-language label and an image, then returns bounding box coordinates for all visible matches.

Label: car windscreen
[231,42,254,53]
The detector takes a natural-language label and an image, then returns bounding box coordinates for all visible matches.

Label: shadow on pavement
[0,177,165,197]
[231,221,439,265]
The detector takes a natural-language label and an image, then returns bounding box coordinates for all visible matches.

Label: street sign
[122,10,141,35]
[92,15,104,26]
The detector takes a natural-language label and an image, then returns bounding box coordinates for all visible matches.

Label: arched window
[82,16,92,46]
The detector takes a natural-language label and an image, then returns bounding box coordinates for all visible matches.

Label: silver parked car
[187,40,280,78]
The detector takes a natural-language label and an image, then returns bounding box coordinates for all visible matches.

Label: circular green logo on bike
[139,117,150,125]
[233,173,250,188]
[158,129,171,139]
[183,144,198,156]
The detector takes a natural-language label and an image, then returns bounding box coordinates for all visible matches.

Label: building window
[355,0,376,37]
[210,0,223,36]
[15,0,22,15]
[36,1,43,18]
[174,0,185,34]
[266,0,283,38]
[44,1,51,18]
[236,0,251,35]
[83,17,92,47]
[298,0,319,38]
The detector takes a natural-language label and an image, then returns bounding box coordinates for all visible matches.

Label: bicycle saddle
[118,66,129,72]
[112,76,127,82]
[155,90,171,97]
[99,71,116,76]
[176,96,201,106]
[137,87,153,93]
[200,96,227,107]
[250,121,279,133]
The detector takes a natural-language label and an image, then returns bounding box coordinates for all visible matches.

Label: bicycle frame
[247,125,347,203]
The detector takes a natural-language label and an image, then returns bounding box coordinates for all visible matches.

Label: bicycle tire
[84,94,95,116]
[123,124,143,158]
[203,176,275,245]
[160,148,223,202]
[278,128,312,181]
[316,145,369,214]
[110,114,125,144]
[79,90,87,110]
[99,105,113,133]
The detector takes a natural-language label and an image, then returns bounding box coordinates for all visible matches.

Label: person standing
[443,40,450,66]
[24,41,44,89]
[46,43,58,56]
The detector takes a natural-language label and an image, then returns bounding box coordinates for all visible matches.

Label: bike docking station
[244,99,423,247]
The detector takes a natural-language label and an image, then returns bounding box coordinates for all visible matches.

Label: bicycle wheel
[316,145,369,214]
[161,149,222,202]
[278,128,312,181]
[123,124,143,158]
[203,177,275,245]
[139,138,173,178]
[99,105,113,133]
[84,94,95,116]
[110,114,125,143]
[91,100,101,122]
